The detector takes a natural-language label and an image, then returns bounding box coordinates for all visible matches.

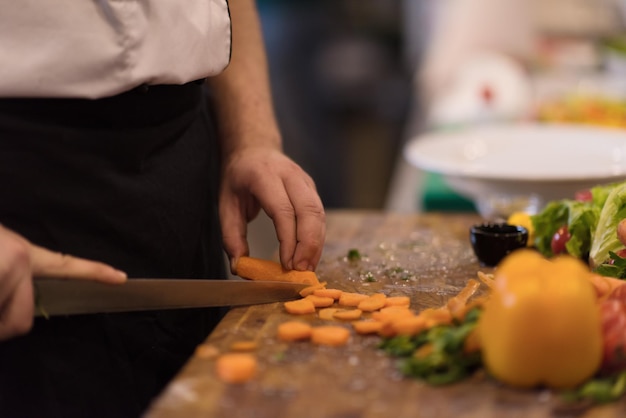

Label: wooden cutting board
[145,211,626,418]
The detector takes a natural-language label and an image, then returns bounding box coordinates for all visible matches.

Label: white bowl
[404,123,626,219]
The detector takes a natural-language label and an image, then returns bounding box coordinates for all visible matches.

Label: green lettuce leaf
[567,202,601,259]
[592,181,623,207]
[531,201,569,256]
[593,251,626,278]
[589,182,626,267]
[531,200,599,259]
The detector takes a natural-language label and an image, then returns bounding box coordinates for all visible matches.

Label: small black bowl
[470,223,529,267]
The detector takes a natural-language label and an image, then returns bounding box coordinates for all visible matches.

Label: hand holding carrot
[218,146,326,273]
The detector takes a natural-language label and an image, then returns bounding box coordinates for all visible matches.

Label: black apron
[0,82,227,418]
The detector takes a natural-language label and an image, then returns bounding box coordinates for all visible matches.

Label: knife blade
[34,278,308,317]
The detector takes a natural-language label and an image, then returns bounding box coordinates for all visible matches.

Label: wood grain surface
[145,211,626,418]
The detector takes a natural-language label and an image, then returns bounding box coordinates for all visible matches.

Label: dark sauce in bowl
[470,223,529,267]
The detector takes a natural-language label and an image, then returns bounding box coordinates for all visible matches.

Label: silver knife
[34,278,308,317]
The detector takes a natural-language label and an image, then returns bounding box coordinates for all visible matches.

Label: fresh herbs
[379,308,482,385]
[347,248,361,262]
[594,251,626,279]
[363,272,376,282]
[562,370,626,405]
[345,249,377,282]
[384,267,412,281]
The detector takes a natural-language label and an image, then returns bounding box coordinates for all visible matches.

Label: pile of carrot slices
[282,277,485,343]
[198,256,489,385]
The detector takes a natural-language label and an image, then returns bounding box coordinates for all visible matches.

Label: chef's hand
[0,225,127,341]
[219,146,326,273]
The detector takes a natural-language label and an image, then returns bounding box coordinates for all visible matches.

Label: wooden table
[145,211,626,418]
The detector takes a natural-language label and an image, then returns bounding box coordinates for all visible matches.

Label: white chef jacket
[0,0,232,99]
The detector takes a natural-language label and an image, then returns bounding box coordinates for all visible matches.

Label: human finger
[0,277,34,341]
[30,244,127,284]
[220,191,252,273]
[253,177,298,270]
[283,175,326,271]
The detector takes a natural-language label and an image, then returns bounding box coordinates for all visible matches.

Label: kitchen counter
[145,210,626,418]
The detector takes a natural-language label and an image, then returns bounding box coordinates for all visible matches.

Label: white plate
[404,123,626,217]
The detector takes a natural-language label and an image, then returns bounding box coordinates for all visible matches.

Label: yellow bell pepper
[478,249,602,389]
[507,211,535,247]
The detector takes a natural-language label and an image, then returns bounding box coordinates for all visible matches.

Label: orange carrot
[384,296,411,308]
[338,292,369,307]
[299,282,328,297]
[318,308,340,321]
[378,323,397,338]
[333,309,363,321]
[391,316,427,336]
[420,307,453,327]
[352,320,383,335]
[455,295,489,319]
[371,306,414,322]
[284,270,320,285]
[277,321,313,342]
[414,343,434,359]
[284,299,316,315]
[313,288,343,300]
[305,294,335,308]
[357,294,387,312]
[446,279,481,318]
[463,328,481,354]
[311,325,351,347]
[195,344,220,359]
[230,341,258,352]
[215,353,258,384]
[477,271,494,289]
[235,256,320,285]
[372,307,416,337]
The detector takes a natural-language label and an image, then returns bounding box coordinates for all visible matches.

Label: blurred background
[259,0,417,210]
[249,0,626,256]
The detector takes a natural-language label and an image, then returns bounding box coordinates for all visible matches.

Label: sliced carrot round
[384,296,411,308]
[357,295,387,312]
[313,288,343,300]
[318,308,339,321]
[305,294,335,308]
[338,292,369,307]
[195,344,220,359]
[371,306,414,322]
[352,320,383,335]
[215,353,258,384]
[277,321,313,342]
[311,325,351,347]
[333,309,363,321]
[299,282,328,297]
[284,299,316,315]
[391,316,427,336]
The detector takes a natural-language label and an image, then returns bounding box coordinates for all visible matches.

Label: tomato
[551,225,571,255]
[599,297,626,373]
[575,189,593,202]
